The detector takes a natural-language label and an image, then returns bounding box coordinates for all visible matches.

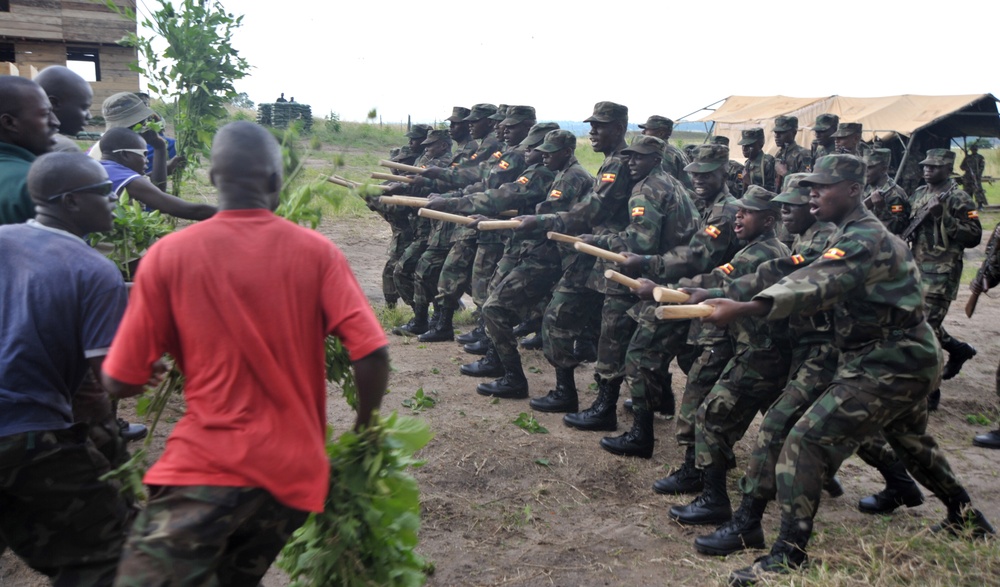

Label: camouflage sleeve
[941,188,983,248]
[538,158,630,234]
[882,186,911,236]
[646,217,739,283]
[441,166,555,216]
[764,155,776,191]
[591,179,667,254]
[980,224,1000,288]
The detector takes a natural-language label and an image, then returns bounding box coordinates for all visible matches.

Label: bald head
[35,66,93,136]
[0,77,59,155]
[28,152,108,205]
[210,121,283,209]
[100,126,145,153]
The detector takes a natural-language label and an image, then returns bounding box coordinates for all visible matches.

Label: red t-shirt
[102,209,388,512]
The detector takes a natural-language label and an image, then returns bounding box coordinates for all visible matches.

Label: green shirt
[0,142,36,225]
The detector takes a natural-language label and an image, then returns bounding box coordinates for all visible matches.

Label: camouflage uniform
[710,136,744,198]
[412,131,456,311]
[809,113,839,161]
[908,151,982,358]
[741,150,776,192]
[864,149,910,236]
[831,122,872,159]
[372,146,419,305]
[114,485,308,587]
[960,149,988,208]
[637,115,693,189]
[772,116,812,187]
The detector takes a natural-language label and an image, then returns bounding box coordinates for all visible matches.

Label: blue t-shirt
[0,221,128,437]
[145,135,176,174]
[101,159,143,199]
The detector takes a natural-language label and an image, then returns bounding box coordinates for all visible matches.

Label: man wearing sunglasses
[0,152,131,583]
[0,76,60,225]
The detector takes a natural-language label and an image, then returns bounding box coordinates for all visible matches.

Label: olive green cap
[420,129,451,145]
[488,104,509,121]
[684,144,730,172]
[446,106,472,122]
[404,123,432,139]
[711,135,730,146]
[812,113,839,132]
[638,115,673,132]
[801,154,866,185]
[864,148,892,167]
[500,105,536,127]
[534,128,576,153]
[738,127,765,146]
[919,148,956,166]
[520,122,560,148]
[584,101,628,123]
[622,135,665,157]
[773,116,798,132]
[739,185,780,211]
[773,173,811,205]
[831,122,862,138]
[462,103,497,122]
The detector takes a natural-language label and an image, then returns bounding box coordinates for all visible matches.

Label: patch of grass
[512,412,548,434]
[401,388,437,412]
[454,308,476,326]
[374,304,411,330]
[966,413,992,426]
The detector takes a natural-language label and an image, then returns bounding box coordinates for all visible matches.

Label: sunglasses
[46,180,117,202]
[112,148,148,157]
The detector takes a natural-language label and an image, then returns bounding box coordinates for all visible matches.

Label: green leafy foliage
[966,413,993,426]
[401,388,437,412]
[88,194,175,278]
[513,412,548,434]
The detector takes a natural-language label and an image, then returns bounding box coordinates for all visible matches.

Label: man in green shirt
[0,76,60,224]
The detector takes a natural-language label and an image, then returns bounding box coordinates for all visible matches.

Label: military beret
[919,148,957,166]
[463,103,498,122]
[812,113,839,132]
[738,127,765,146]
[684,144,730,173]
[501,105,536,127]
[638,115,673,132]
[584,101,628,123]
[773,116,798,132]
[710,135,730,146]
[404,123,433,139]
[488,104,509,122]
[520,122,561,148]
[831,122,862,138]
[801,154,866,186]
[864,148,892,167]
[534,128,576,153]
[622,135,666,157]
[773,173,812,205]
[446,106,472,123]
[420,129,451,145]
[739,185,780,211]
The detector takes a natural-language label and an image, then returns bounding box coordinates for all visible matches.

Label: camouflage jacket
[407,150,453,241]
[727,160,745,198]
[864,175,910,236]
[909,179,982,299]
[961,153,986,180]
[811,140,835,161]
[451,137,479,168]
[429,135,503,192]
[743,151,776,191]
[977,222,1000,289]
[662,143,693,189]
[775,141,812,187]
[531,159,596,275]
[753,205,940,388]
[837,142,872,159]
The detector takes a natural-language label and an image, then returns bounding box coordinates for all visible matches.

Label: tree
[104,0,251,194]
[230,92,255,110]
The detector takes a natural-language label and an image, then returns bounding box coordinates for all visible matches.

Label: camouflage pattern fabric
[909,179,982,300]
[775,141,812,185]
[960,151,987,207]
[434,238,475,310]
[381,227,410,305]
[726,160,745,198]
[864,176,910,236]
[977,222,1000,399]
[675,342,734,445]
[392,238,427,307]
[1,425,129,586]
[662,143,693,189]
[811,140,835,161]
[743,151,776,192]
[413,246,449,307]
[114,485,308,587]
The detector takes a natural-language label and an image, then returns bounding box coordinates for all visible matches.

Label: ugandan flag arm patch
[704,225,721,238]
[718,263,735,274]
[549,189,562,199]
[890,205,904,213]
[631,206,645,217]
[498,160,510,170]
[790,254,805,265]
[601,172,617,183]
[822,247,846,260]
[516,176,529,185]
[492,151,503,159]
[470,153,478,160]
[968,210,980,219]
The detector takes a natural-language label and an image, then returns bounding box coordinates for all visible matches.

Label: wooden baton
[326,176,357,188]
[654,304,714,320]
[573,242,628,263]
[417,208,475,225]
[379,195,427,207]
[379,159,425,174]
[477,220,522,231]
[371,172,414,184]
[546,231,583,244]
[653,287,691,304]
[604,269,641,289]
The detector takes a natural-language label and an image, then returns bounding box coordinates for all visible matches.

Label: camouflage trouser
[694,346,791,470]
[776,345,964,522]
[482,251,562,367]
[624,317,691,411]
[393,238,427,308]
[594,294,639,383]
[413,245,450,307]
[471,242,505,309]
[676,341,734,446]
[542,287,603,370]
[924,294,959,351]
[0,424,129,586]
[114,485,309,587]
[381,229,410,305]
[74,371,129,470]
[435,237,477,309]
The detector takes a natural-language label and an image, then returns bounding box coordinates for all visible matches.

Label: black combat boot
[418,304,455,342]
[563,376,620,431]
[392,304,429,336]
[823,476,844,498]
[530,367,578,413]
[729,516,812,587]
[973,428,1000,449]
[931,489,996,538]
[460,342,504,378]
[669,465,733,526]
[942,341,976,380]
[599,405,653,459]
[519,333,542,350]
[858,459,924,514]
[512,316,542,337]
[927,388,941,411]
[653,445,704,495]
[625,373,674,417]
[456,315,486,344]
[476,356,528,399]
[694,493,768,556]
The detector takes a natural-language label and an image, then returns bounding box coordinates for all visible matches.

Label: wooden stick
[604,269,641,289]
[326,176,356,188]
[379,195,427,207]
[417,208,475,225]
[653,287,691,304]
[654,304,714,320]
[546,231,583,244]
[573,242,628,263]
[498,210,518,218]
[371,172,414,184]
[478,220,522,231]
[379,159,425,174]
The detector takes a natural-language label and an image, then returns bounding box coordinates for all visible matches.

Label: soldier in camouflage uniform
[667,187,792,526]
[960,144,988,209]
[809,113,838,160]
[638,115,693,188]
[863,148,910,235]
[372,141,424,307]
[739,128,776,194]
[711,135,745,198]
[832,122,872,159]
[609,145,743,464]
[772,116,812,190]
[695,155,993,586]
[561,136,698,429]
[909,149,982,402]
[446,106,478,165]
[970,221,1000,448]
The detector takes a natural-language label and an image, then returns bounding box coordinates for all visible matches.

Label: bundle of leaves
[88,193,175,279]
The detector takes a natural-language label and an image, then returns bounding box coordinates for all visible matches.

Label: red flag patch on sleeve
[890,205,904,213]
[492,151,503,159]
[549,189,562,199]
[790,254,805,265]
[631,206,645,217]
[498,160,510,170]
[601,172,616,183]
[822,247,846,260]
[516,176,529,185]
[704,225,721,238]
[968,210,980,219]
[718,263,735,274]
[470,153,478,160]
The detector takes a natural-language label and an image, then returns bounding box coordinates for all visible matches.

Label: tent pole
[894,133,917,184]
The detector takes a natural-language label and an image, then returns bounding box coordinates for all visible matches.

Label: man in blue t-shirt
[0,152,133,583]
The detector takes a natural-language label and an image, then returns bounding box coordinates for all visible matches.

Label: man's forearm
[352,346,390,430]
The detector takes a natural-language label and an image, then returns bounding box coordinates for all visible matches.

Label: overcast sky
[139,0,997,125]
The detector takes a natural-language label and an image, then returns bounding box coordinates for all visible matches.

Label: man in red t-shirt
[101,121,389,586]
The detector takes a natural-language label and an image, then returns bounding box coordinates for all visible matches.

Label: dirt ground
[4,211,1000,587]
